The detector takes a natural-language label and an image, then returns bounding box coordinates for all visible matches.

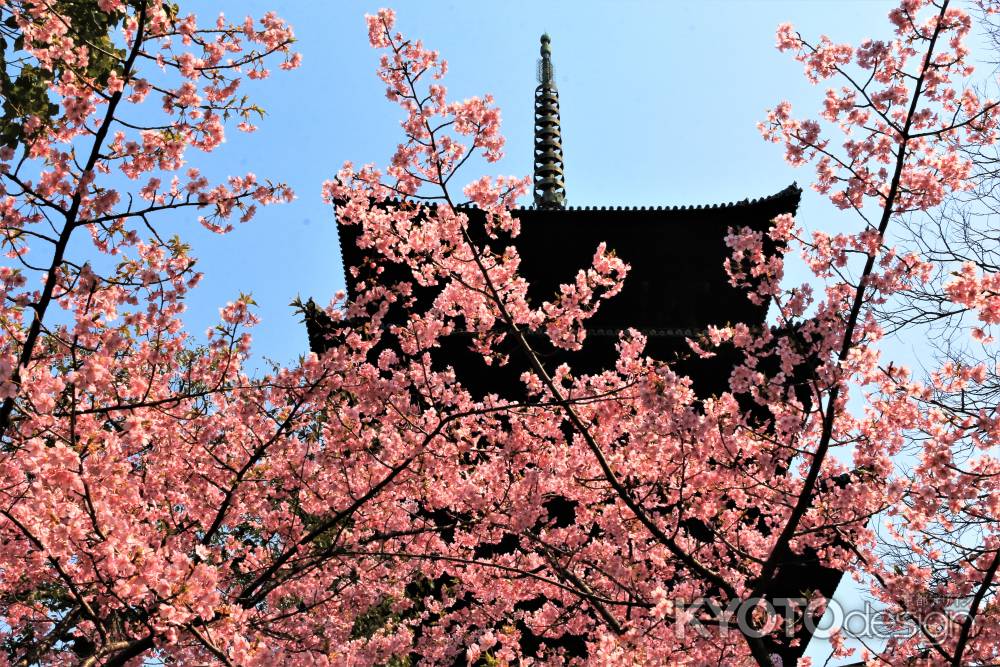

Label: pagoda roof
[552,183,802,212]
[334,183,802,331]
[334,179,802,240]
[344,182,800,215]
[503,182,800,213]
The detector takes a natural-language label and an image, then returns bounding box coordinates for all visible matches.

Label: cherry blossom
[1,1,998,665]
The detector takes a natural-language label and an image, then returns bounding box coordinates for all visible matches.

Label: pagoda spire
[533,33,566,209]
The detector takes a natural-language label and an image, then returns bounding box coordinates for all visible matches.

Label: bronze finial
[533,33,566,209]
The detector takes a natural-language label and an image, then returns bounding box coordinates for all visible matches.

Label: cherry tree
[761,1,1000,664]
[1,0,998,665]
[0,1,317,663]
[315,1,997,664]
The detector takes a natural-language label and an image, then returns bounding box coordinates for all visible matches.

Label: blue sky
[171,0,919,368]
[164,3,959,661]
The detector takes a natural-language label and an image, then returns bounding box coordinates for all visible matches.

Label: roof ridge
[362,183,802,213]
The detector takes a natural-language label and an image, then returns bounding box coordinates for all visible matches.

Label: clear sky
[165,2,968,662]
[174,0,925,366]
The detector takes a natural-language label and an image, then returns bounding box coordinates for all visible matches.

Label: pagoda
[306,34,839,665]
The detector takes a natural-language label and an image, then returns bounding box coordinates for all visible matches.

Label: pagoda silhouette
[306,34,840,666]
